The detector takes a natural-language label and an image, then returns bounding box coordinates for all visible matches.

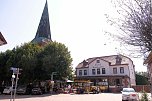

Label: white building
[75,55,136,92]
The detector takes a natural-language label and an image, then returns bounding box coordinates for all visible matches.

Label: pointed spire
[32,0,52,45]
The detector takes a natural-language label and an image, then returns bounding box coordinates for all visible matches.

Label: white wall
[131,66,136,85]
[123,58,136,85]
[109,65,129,76]
[76,68,89,76]
[76,56,136,86]
[77,58,130,77]
[88,58,110,76]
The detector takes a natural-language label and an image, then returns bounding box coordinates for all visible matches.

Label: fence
[132,85,150,93]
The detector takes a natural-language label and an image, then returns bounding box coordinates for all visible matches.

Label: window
[79,70,82,76]
[120,67,124,73]
[102,68,106,74]
[113,68,117,74]
[97,69,100,74]
[84,70,87,75]
[96,60,100,63]
[92,69,96,75]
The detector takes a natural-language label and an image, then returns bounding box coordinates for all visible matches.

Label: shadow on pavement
[0,93,59,100]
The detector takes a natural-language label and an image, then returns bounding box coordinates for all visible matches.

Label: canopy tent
[66,80,74,83]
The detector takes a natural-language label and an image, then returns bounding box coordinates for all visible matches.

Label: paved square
[1,93,151,101]
[1,93,122,101]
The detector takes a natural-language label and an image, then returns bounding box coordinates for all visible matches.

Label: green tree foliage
[140,91,150,101]
[0,42,73,85]
[136,72,148,85]
[0,43,42,85]
[0,50,14,85]
[13,43,42,83]
[41,41,73,80]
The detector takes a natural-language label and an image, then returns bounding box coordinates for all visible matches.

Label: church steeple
[32,0,52,45]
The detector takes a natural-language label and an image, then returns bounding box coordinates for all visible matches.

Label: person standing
[68,84,71,93]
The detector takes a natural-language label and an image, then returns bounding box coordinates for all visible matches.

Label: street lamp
[13,68,20,101]
[10,73,15,101]
[10,67,22,101]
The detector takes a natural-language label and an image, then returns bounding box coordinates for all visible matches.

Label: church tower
[31,0,52,46]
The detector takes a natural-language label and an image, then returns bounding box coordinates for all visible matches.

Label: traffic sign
[10,67,17,71]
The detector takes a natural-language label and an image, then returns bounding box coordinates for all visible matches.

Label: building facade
[0,32,7,46]
[75,55,136,92]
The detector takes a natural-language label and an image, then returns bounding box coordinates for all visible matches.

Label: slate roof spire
[32,0,52,45]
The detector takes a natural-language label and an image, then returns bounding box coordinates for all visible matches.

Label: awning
[66,80,74,83]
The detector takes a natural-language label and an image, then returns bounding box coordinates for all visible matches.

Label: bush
[140,91,149,101]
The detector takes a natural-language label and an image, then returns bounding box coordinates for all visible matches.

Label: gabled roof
[76,54,133,69]
[100,55,132,65]
[0,32,7,46]
[32,0,52,45]
[76,58,110,69]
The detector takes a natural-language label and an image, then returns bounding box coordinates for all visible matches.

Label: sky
[0,0,147,72]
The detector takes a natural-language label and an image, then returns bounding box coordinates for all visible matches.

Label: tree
[0,43,42,84]
[136,71,149,85]
[12,43,42,83]
[40,41,73,81]
[0,42,73,85]
[106,0,152,57]
[0,50,14,85]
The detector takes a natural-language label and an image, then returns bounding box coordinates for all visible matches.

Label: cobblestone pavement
[0,93,151,101]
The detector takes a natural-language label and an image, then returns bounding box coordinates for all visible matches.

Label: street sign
[10,67,17,71]
[10,67,18,74]
[10,67,22,74]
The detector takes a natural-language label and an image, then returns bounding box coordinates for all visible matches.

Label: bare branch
[105,0,152,58]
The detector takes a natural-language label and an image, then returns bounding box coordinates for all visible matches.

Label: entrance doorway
[116,79,120,86]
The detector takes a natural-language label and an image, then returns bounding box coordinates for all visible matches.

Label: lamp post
[13,68,20,101]
[10,67,22,101]
[10,73,15,101]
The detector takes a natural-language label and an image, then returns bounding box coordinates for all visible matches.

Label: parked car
[3,86,14,94]
[31,87,42,95]
[17,85,29,95]
[121,88,139,101]
[0,86,5,94]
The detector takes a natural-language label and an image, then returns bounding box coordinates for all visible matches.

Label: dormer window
[96,60,100,63]
[83,60,88,67]
[115,55,122,64]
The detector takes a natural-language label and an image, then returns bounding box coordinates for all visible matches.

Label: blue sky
[0,0,147,71]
